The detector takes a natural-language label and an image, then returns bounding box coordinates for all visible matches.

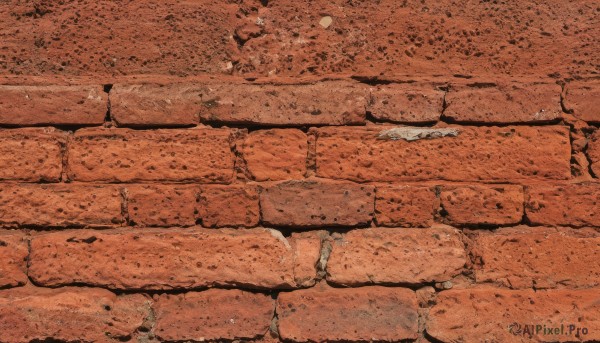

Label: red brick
[315,126,571,182]
[0,184,123,227]
[67,128,235,182]
[277,285,418,342]
[428,287,600,342]
[375,185,437,227]
[126,184,198,227]
[242,129,307,181]
[0,230,28,288]
[525,183,600,227]
[289,231,328,287]
[198,185,259,227]
[471,227,600,289]
[260,180,374,227]
[154,289,274,341]
[0,285,149,343]
[444,82,562,123]
[440,184,523,225]
[199,82,367,125]
[110,84,200,127]
[327,227,466,285]
[0,85,106,125]
[0,128,66,182]
[2,2,596,79]
[563,80,600,123]
[367,84,444,123]
[29,227,321,290]
[588,132,600,177]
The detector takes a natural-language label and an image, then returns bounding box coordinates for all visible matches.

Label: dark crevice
[465,82,497,88]
[423,331,446,343]
[267,222,372,235]
[0,123,100,130]
[559,82,574,114]
[24,279,284,296]
[365,112,439,127]
[198,119,361,131]
[439,116,564,127]
[452,74,473,79]
[103,84,113,93]
[350,76,395,85]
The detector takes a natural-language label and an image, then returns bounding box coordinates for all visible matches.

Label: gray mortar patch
[377,127,460,141]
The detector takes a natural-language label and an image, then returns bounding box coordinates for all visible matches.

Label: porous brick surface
[0,1,598,342]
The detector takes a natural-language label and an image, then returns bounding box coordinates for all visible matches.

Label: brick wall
[0,1,599,342]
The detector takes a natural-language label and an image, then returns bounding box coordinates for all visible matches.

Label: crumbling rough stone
[198,185,260,227]
[315,126,571,182]
[428,287,600,342]
[260,180,374,227]
[368,84,444,123]
[0,128,66,182]
[277,285,419,342]
[153,289,274,341]
[375,185,437,227]
[243,129,308,181]
[126,184,198,227]
[198,82,367,125]
[0,285,149,343]
[67,128,235,183]
[0,184,123,227]
[0,230,28,288]
[444,82,562,123]
[563,80,600,123]
[28,227,320,290]
[327,226,466,285]
[440,184,524,225]
[110,84,201,127]
[471,227,600,289]
[0,85,107,125]
[525,183,600,227]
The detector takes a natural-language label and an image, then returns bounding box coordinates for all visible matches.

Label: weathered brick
[0,128,66,182]
[67,128,234,182]
[277,285,418,342]
[126,184,198,227]
[0,85,106,125]
[444,82,562,123]
[327,227,466,285]
[260,180,374,227]
[199,82,367,125]
[563,80,600,123]
[375,185,437,227]
[29,227,321,290]
[242,129,307,181]
[440,184,524,225]
[110,84,200,127]
[315,126,571,182]
[428,287,600,342]
[0,286,149,343]
[198,185,259,227]
[0,230,28,288]
[1,2,596,80]
[289,231,328,287]
[0,184,123,227]
[367,84,444,123]
[588,132,600,177]
[526,183,600,227]
[154,289,274,341]
[471,227,600,289]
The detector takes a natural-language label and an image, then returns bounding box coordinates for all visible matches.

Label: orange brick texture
[0,1,599,342]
